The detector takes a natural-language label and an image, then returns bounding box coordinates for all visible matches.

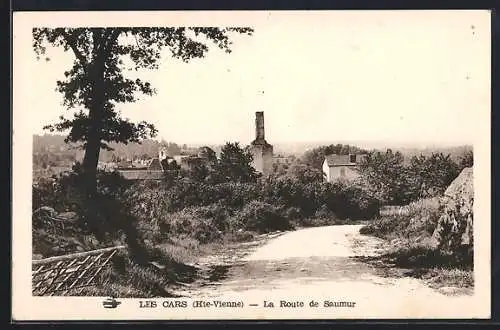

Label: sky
[17,10,491,148]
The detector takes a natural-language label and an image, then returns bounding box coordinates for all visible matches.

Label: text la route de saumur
[138,299,356,309]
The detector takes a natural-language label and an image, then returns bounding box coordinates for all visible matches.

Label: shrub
[260,176,380,220]
[236,201,292,233]
[126,180,260,216]
[284,207,302,221]
[64,248,170,298]
[136,218,163,246]
[314,204,337,219]
[360,196,472,272]
[424,268,474,289]
[360,197,440,241]
[189,203,232,232]
[222,230,256,243]
[32,169,145,259]
[207,182,260,209]
[384,240,472,269]
[158,207,223,244]
[320,181,380,220]
[434,196,473,265]
[299,216,337,227]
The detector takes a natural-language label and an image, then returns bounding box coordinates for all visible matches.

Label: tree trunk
[80,44,106,238]
[82,55,105,197]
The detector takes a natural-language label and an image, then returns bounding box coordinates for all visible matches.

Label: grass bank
[359,198,473,293]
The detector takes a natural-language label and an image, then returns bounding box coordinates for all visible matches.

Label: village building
[115,112,272,180]
[117,145,216,180]
[322,154,367,182]
[116,148,166,180]
[248,111,273,176]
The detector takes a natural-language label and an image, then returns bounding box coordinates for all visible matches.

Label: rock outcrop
[432,167,473,251]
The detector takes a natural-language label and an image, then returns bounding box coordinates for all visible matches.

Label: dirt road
[172,225,484,318]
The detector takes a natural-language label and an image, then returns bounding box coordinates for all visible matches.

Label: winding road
[173,225,486,319]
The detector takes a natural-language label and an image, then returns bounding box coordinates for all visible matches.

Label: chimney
[255,111,265,141]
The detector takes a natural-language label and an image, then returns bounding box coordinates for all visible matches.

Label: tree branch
[64,33,88,65]
[103,29,123,56]
[134,34,144,50]
[91,28,103,58]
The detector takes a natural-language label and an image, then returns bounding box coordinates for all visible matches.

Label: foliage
[458,150,474,170]
[359,198,441,240]
[382,242,472,269]
[32,166,147,260]
[358,150,465,205]
[357,149,411,205]
[434,197,473,264]
[407,153,460,198]
[260,175,379,220]
[359,196,472,270]
[285,163,325,183]
[217,142,259,183]
[236,201,292,233]
[158,206,225,244]
[302,144,368,169]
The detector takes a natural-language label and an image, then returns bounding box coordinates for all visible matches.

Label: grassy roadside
[69,229,288,297]
[358,198,473,294]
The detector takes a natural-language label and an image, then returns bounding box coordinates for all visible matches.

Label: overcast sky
[16,10,490,148]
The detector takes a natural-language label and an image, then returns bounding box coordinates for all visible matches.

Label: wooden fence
[32,245,126,296]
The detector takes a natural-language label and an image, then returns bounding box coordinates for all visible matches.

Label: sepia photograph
[12,10,491,320]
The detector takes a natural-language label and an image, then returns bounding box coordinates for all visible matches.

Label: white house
[322,154,367,182]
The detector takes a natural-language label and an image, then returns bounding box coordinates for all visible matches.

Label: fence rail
[32,245,126,296]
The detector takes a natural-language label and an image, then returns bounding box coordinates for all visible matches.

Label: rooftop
[324,154,367,167]
[116,170,164,180]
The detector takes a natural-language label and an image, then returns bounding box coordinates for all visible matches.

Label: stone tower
[158,147,168,161]
[248,111,273,175]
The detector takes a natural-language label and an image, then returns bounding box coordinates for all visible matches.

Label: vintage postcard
[12,10,491,320]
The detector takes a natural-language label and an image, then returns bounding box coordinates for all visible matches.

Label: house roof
[173,155,189,163]
[116,170,164,180]
[324,154,367,167]
[147,158,164,171]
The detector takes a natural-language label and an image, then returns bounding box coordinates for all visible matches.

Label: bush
[313,204,332,218]
[158,207,223,244]
[284,207,302,221]
[126,180,260,215]
[236,201,292,233]
[320,181,380,220]
[358,150,468,205]
[124,181,264,244]
[385,241,472,269]
[73,250,171,297]
[434,197,473,265]
[260,176,380,220]
[299,217,336,227]
[360,197,440,241]
[360,196,473,272]
[32,168,145,258]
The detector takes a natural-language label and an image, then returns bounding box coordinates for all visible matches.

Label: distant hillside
[33,134,472,168]
[32,134,225,170]
[34,134,168,163]
[273,141,472,160]
[393,145,473,164]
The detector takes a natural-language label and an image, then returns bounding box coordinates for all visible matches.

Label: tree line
[358,149,473,205]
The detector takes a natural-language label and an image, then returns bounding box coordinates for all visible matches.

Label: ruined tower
[158,147,168,161]
[249,111,273,175]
